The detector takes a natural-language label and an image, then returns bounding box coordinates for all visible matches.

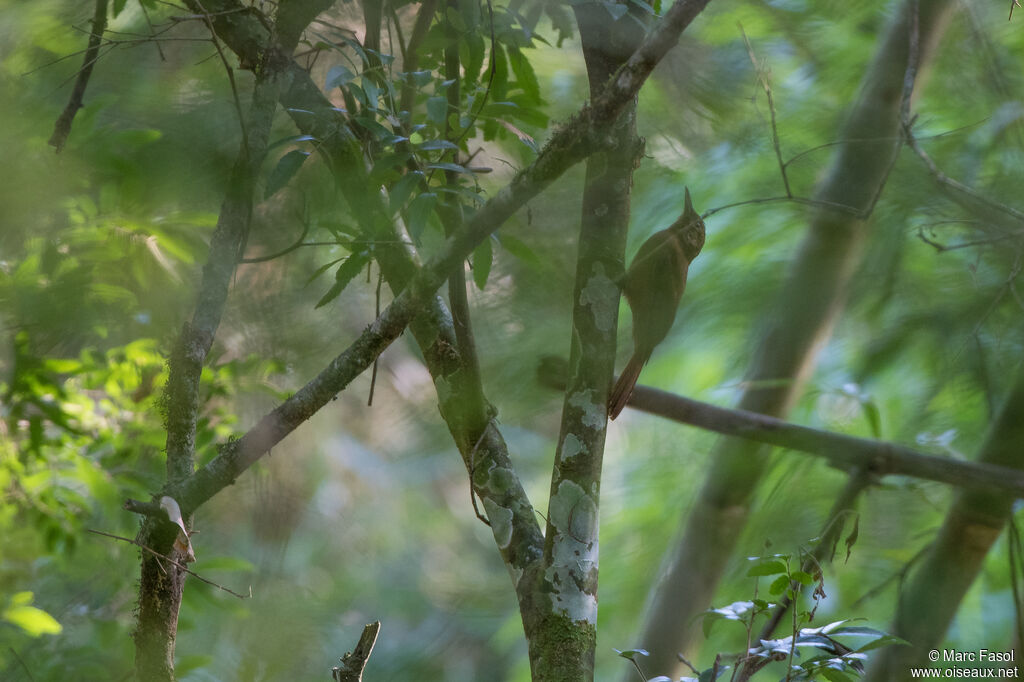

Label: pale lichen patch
[483,498,514,549]
[559,433,586,463]
[579,264,617,333]
[569,389,605,430]
[545,480,600,623]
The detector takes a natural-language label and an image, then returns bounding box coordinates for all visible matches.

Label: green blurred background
[1,0,1022,679]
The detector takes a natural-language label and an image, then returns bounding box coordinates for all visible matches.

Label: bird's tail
[608,353,646,420]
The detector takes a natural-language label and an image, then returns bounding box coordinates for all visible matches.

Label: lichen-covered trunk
[525,6,644,681]
[627,1,956,678]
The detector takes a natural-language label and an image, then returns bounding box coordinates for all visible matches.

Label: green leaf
[407,193,437,243]
[338,35,369,65]
[473,236,493,290]
[369,152,412,186]
[461,32,486,87]
[427,162,471,174]
[3,594,62,637]
[613,648,649,660]
[265,150,310,199]
[791,570,814,586]
[507,46,541,102]
[305,257,345,287]
[820,667,856,682]
[427,96,449,124]
[267,134,316,152]
[402,70,433,87]
[325,65,355,90]
[315,252,370,308]
[354,116,400,143]
[702,611,723,638]
[489,43,509,101]
[854,634,911,652]
[768,574,791,595]
[361,77,380,110]
[435,186,486,206]
[862,399,882,438]
[746,560,786,577]
[389,171,425,215]
[416,139,459,151]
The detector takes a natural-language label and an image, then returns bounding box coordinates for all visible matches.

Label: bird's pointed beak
[684,186,694,216]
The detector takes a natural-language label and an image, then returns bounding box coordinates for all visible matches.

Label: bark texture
[525,5,645,679]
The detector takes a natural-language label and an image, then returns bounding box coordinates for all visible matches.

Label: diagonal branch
[162,0,715,519]
[50,0,108,152]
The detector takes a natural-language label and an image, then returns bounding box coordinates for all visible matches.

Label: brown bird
[608,187,706,419]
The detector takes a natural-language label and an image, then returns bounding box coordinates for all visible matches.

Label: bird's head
[675,186,706,261]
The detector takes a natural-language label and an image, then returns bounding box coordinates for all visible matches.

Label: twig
[700,194,862,221]
[367,265,383,407]
[466,424,494,526]
[193,0,249,156]
[49,0,109,152]
[87,529,251,599]
[331,621,381,682]
[915,226,1018,253]
[858,0,919,219]
[740,24,790,197]
[852,542,930,608]
[139,0,168,61]
[239,217,311,263]
[904,123,1024,228]
[8,647,36,682]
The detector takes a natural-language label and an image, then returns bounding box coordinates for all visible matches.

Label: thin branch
[87,529,251,599]
[398,0,439,117]
[700,194,862,221]
[7,647,36,682]
[740,24,790,197]
[626,382,1024,497]
[367,265,382,407]
[139,0,168,61]
[852,542,930,608]
[331,621,381,682]
[466,424,494,526]
[49,0,108,152]
[542,361,1024,497]
[915,226,1019,253]
[193,0,249,155]
[904,123,1024,228]
[239,217,311,263]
